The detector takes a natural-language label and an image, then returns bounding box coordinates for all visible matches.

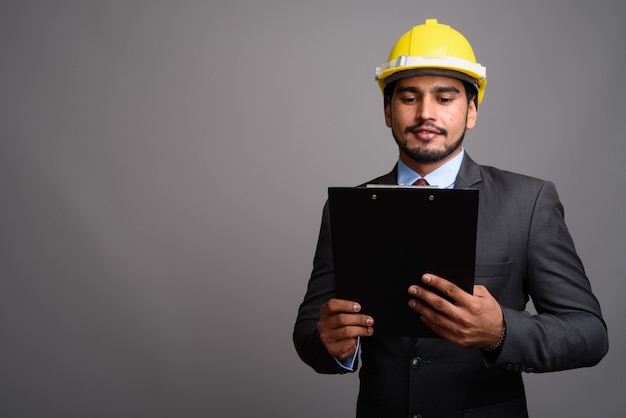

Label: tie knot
[412,178,429,186]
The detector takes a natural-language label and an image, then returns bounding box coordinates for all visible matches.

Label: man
[293,19,608,417]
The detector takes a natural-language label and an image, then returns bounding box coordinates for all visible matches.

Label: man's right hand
[317,298,374,360]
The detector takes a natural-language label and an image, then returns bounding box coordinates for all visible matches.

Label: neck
[399,147,463,177]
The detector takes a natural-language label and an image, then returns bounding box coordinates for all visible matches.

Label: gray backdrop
[1,0,624,417]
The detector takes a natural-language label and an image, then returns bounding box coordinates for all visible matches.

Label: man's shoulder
[474,163,557,203]
[478,163,547,187]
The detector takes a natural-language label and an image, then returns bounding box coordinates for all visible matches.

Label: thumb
[472,284,490,297]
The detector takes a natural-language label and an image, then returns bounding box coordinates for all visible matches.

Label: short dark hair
[383,79,478,107]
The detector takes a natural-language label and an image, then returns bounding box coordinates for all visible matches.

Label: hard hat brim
[381,68,480,92]
[375,56,487,103]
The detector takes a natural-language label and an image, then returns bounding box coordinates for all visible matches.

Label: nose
[417,97,435,121]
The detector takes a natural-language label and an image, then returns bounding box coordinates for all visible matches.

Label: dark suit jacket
[293,153,608,418]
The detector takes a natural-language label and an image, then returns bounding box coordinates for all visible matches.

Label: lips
[413,127,440,134]
[406,123,445,139]
[411,127,441,140]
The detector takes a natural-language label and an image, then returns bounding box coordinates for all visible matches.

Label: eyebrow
[396,85,461,95]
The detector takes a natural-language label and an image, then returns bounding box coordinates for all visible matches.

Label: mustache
[405,120,448,136]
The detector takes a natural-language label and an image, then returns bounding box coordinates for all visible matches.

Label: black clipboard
[328,186,479,337]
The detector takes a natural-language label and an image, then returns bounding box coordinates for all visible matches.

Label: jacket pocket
[475,262,512,279]
[463,397,528,417]
[474,262,513,292]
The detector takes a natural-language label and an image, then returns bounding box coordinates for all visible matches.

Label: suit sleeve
[293,201,357,374]
[486,180,608,372]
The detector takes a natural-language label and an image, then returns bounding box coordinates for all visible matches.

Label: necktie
[413,178,429,186]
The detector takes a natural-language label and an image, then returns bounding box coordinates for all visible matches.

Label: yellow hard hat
[376,19,487,104]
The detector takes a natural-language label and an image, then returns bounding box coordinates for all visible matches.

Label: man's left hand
[408,273,504,349]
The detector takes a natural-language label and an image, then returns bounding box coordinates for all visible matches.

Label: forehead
[394,75,465,92]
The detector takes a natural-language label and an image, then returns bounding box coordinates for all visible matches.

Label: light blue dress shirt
[334,149,466,371]
[396,148,465,189]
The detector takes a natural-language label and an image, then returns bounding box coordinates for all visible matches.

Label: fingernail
[423,274,431,283]
[366,317,373,326]
[353,303,361,312]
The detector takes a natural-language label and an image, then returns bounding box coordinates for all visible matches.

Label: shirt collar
[396,149,465,189]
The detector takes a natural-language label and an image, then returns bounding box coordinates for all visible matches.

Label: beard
[393,122,465,164]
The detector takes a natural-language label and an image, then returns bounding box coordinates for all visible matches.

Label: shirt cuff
[333,337,360,371]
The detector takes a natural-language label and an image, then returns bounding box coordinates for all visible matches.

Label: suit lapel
[454,153,482,189]
[366,165,398,186]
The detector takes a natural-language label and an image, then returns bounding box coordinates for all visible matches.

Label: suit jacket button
[410,357,423,370]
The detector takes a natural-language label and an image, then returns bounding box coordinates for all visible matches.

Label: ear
[465,99,478,130]
[384,98,392,128]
